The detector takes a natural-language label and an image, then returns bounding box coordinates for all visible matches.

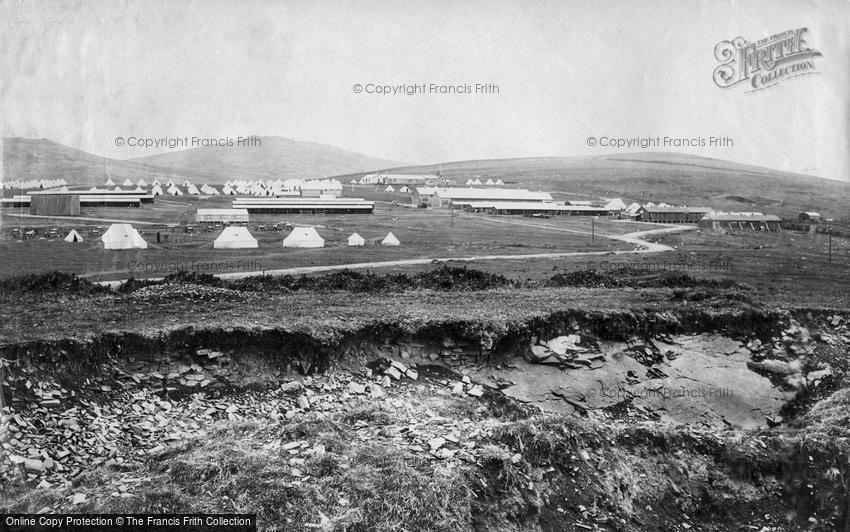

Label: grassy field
[0,198,638,281]
[420,225,850,307]
[3,194,849,307]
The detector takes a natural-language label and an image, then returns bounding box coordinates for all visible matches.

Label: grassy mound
[0,271,109,295]
[116,266,515,293]
[547,267,743,290]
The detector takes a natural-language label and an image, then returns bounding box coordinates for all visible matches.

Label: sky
[1,0,848,180]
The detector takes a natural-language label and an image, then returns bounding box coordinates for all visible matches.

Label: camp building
[232,197,374,214]
[698,212,782,231]
[462,202,609,216]
[195,208,250,224]
[637,206,714,223]
[416,187,553,209]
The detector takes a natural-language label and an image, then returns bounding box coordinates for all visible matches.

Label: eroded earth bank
[1,268,849,531]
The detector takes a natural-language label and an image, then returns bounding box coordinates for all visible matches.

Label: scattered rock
[369,384,385,399]
[749,359,796,376]
[530,345,551,362]
[547,335,582,355]
[428,437,446,451]
[279,381,302,394]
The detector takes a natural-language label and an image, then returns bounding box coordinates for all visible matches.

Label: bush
[547,267,742,290]
[0,271,109,295]
[115,265,515,294]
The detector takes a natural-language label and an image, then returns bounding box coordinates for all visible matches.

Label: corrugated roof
[464,201,606,211]
[642,206,713,213]
[380,174,435,179]
[196,208,249,215]
[702,212,781,222]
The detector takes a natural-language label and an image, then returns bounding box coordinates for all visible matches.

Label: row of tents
[3,178,68,190]
[213,227,399,248]
[464,178,504,186]
[98,178,344,197]
[62,224,401,250]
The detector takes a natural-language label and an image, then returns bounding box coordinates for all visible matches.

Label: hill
[1,138,208,188]
[2,137,405,188]
[132,136,404,183]
[339,152,850,218]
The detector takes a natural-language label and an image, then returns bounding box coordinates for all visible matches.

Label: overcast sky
[1,0,848,180]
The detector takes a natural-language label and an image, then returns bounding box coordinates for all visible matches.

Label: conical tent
[122,179,134,187]
[384,185,395,192]
[283,227,324,248]
[64,229,84,243]
[605,198,627,211]
[381,232,400,246]
[213,226,258,249]
[101,224,148,250]
[347,232,365,246]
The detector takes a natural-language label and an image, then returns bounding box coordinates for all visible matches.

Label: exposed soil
[1,282,849,531]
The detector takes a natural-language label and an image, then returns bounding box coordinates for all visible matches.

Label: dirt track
[96,221,695,287]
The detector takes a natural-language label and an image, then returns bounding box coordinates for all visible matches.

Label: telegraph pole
[828,225,832,263]
[591,216,595,242]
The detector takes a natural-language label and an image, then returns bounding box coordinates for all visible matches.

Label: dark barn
[29,194,81,216]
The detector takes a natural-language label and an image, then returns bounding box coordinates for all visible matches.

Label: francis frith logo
[713,28,822,92]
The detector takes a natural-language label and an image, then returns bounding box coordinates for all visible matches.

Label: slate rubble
[0,350,504,488]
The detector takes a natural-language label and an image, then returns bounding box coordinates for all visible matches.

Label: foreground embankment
[1,269,849,531]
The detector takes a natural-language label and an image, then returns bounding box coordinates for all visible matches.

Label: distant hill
[1,138,209,187]
[1,136,405,188]
[338,152,850,218]
[4,138,847,219]
[132,136,405,183]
